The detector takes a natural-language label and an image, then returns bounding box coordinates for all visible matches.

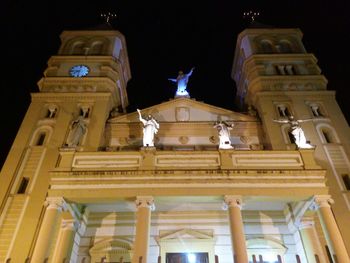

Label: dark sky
[1,1,350,167]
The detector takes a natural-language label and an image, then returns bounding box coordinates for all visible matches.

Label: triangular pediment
[109,97,256,123]
[158,229,213,240]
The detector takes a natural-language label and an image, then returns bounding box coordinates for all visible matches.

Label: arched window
[79,105,92,118]
[36,132,46,146]
[278,40,293,53]
[316,124,339,144]
[309,103,324,117]
[72,41,85,55]
[44,105,58,119]
[30,126,53,146]
[261,40,274,53]
[276,104,291,117]
[322,130,333,143]
[90,41,103,55]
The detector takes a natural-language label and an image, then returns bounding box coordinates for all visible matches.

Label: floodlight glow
[187,253,196,263]
[264,254,277,262]
[176,87,189,97]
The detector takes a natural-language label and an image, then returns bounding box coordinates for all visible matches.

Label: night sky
[1,1,349,167]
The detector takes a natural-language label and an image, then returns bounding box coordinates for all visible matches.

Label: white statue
[273,115,314,149]
[66,116,87,147]
[168,67,194,97]
[137,109,160,147]
[213,121,234,149]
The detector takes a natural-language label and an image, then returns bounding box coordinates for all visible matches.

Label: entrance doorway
[166,253,209,263]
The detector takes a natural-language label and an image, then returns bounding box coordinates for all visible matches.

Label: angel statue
[168,67,194,97]
[273,115,314,149]
[213,121,234,149]
[137,109,160,147]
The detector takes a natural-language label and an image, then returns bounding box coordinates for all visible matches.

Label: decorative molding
[53,168,325,178]
[178,136,189,145]
[175,107,190,121]
[158,229,213,240]
[232,153,303,168]
[155,154,220,167]
[72,155,142,168]
[31,93,112,101]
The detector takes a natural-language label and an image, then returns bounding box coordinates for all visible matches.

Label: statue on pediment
[168,67,194,97]
[213,121,234,149]
[137,109,159,147]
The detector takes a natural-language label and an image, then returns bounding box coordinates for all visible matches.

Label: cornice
[255,90,336,97]
[51,168,325,178]
[48,55,119,64]
[249,75,328,87]
[31,92,112,101]
[245,53,318,64]
[60,30,126,38]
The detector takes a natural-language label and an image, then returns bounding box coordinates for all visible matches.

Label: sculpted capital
[44,197,66,211]
[311,195,334,210]
[135,196,155,211]
[223,195,243,210]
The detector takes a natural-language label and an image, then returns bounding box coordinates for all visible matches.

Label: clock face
[69,65,89,77]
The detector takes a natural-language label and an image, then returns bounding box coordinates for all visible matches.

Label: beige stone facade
[0,26,349,263]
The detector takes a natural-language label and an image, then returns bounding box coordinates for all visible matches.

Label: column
[223,195,248,263]
[31,197,66,262]
[132,196,155,263]
[297,218,326,263]
[52,212,77,263]
[313,195,350,263]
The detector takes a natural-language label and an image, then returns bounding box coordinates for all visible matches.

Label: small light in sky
[101,12,117,23]
[243,10,260,22]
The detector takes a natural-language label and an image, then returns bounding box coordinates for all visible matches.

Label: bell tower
[232,26,350,253]
[0,25,131,261]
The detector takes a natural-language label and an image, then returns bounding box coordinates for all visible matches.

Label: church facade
[0,24,349,263]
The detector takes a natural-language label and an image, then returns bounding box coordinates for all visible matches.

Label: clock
[69,65,89,77]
